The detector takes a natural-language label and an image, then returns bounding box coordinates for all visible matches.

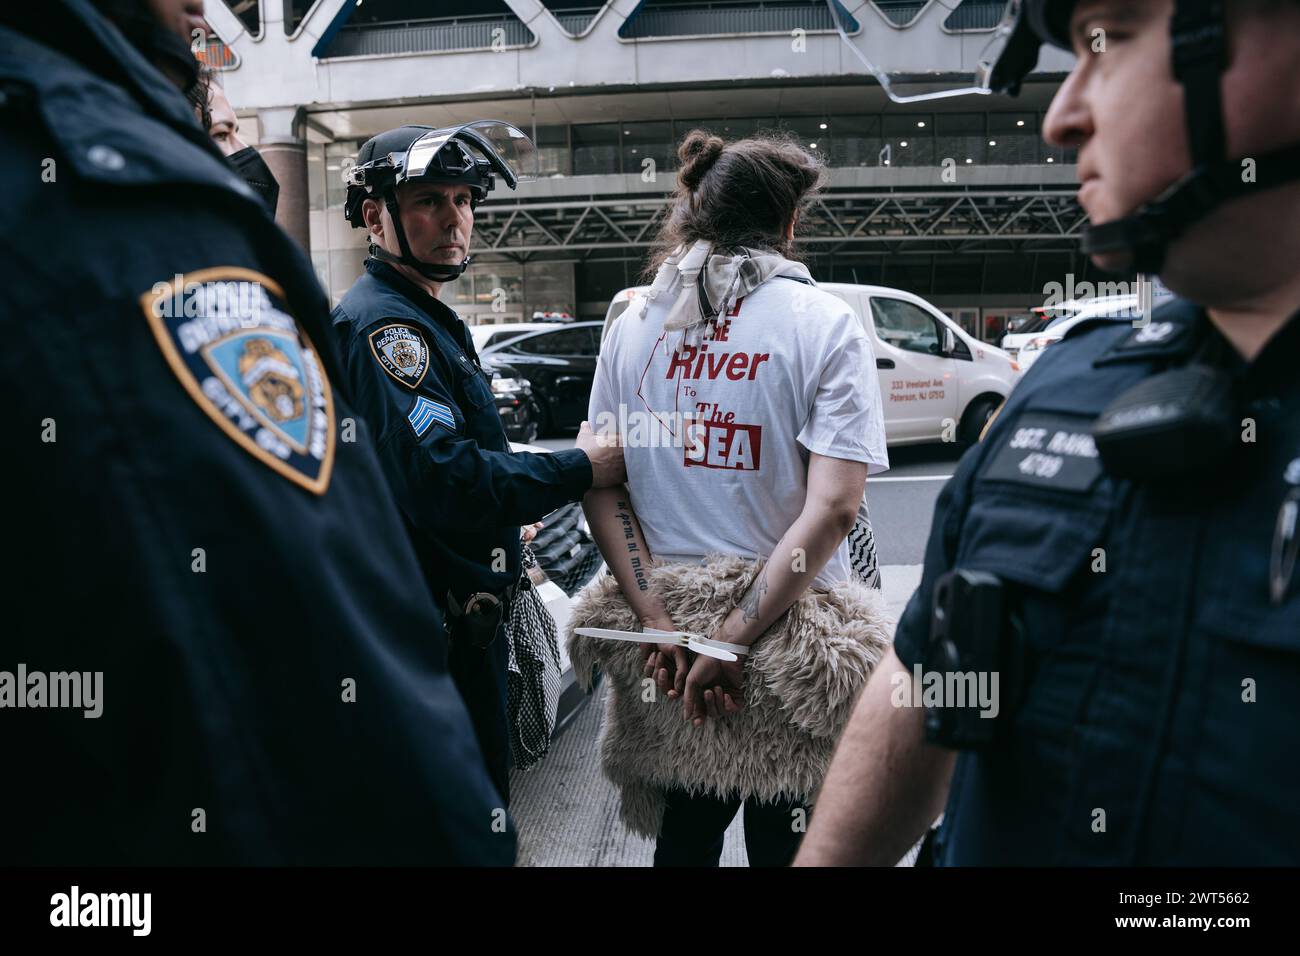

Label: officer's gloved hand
[577,420,627,488]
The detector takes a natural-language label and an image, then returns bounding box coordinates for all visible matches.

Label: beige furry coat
[565,554,894,838]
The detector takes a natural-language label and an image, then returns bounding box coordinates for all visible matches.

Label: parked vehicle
[605,283,1022,446]
[1002,294,1140,362]
[479,322,604,436]
[470,321,557,352]
[481,356,541,443]
[1000,309,1058,360]
[1014,296,1142,371]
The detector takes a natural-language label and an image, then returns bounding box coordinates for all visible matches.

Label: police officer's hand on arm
[575,419,627,488]
[335,294,603,532]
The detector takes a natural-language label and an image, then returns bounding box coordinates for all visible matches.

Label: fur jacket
[565,554,894,838]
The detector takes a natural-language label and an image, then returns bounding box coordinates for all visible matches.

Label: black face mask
[227,146,280,217]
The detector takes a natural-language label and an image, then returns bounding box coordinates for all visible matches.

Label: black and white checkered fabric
[848,496,882,590]
[506,545,564,771]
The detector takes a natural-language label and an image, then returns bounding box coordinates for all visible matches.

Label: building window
[869,1,928,27]
[320,0,536,58]
[776,116,830,161]
[828,115,883,167]
[524,261,576,317]
[882,114,934,166]
[987,113,1038,165]
[619,1,850,40]
[542,2,606,36]
[621,121,676,179]
[573,123,622,176]
[534,125,572,177]
[219,0,262,38]
[323,141,360,212]
[941,0,1011,32]
[285,0,312,35]
[934,112,986,167]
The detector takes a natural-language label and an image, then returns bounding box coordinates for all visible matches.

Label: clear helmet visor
[827,1,1026,103]
[401,120,538,189]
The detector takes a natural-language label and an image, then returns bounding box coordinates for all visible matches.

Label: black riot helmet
[344,121,536,282]
[829,0,1300,274]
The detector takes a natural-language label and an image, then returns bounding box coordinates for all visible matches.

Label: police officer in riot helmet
[0,0,512,863]
[331,123,626,802]
[799,0,1300,865]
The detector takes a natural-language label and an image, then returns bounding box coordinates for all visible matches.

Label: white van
[603,283,1022,446]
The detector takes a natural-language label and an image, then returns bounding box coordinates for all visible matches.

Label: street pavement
[513,438,963,865]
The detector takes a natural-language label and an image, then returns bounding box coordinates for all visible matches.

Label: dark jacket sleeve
[334,311,592,533]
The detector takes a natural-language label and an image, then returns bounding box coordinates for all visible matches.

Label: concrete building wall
[207,1,1091,339]
[207,1,1075,115]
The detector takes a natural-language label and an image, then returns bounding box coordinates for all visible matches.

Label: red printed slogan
[637,297,767,471]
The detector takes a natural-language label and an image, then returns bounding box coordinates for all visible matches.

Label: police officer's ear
[361,197,386,242]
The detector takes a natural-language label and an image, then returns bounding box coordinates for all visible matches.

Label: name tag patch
[984,413,1103,492]
[140,267,335,495]
[408,395,455,438]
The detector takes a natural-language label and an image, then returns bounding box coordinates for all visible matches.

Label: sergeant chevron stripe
[408,395,455,437]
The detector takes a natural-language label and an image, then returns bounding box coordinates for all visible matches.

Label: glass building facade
[308,110,1080,338]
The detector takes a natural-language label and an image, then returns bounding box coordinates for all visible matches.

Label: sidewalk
[510,565,923,866]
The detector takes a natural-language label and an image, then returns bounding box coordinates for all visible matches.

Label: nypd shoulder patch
[408,395,456,438]
[369,323,431,389]
[140,266,336,495]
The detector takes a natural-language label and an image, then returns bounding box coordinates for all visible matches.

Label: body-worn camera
[1092,364,1237,482]
[923,569,1005,750]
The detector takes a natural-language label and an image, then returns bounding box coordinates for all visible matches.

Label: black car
[527,498,605,596]
[479,322,603,437]
[480,355,542,444]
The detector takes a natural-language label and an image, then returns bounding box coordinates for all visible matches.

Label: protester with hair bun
[568,129,892,867]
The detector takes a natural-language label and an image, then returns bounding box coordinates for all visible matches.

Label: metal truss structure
[472,187,1086,263]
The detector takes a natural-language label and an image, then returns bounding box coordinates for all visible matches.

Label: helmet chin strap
[1081,0,1300,274]
[370,192,472,282]
[1082,142,1300,274]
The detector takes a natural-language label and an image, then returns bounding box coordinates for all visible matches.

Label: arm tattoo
[615,500,649,591]
[739,562,769,625]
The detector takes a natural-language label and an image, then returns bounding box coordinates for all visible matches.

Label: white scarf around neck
[642,239,814,339]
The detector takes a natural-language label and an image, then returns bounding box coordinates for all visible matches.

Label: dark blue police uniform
[895,299,1300,865]
[330,258,592,800]
[0,0,513,864]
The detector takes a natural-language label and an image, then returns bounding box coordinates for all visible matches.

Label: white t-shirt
[588,277,889,590]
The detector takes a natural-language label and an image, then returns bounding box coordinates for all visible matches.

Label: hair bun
[678,130,726,191]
